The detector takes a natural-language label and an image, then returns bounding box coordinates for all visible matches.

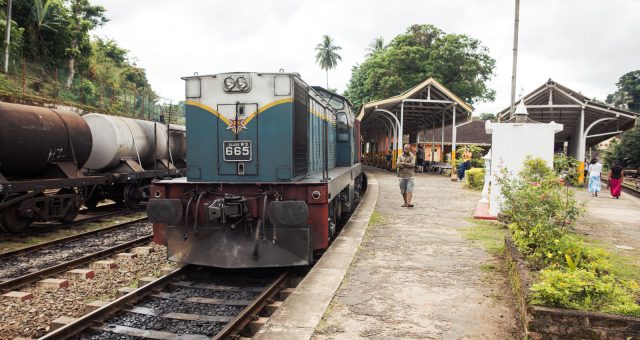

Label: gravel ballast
[0,222,152,280]
[0,242,173,339]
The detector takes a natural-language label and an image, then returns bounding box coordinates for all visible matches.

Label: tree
[344,24,496,110]
[606,127,640,168]
[606,70,640,113]
[64,0,107,88]
[365,37,385,57]
[478,113,496,121]
[315,35,341,89]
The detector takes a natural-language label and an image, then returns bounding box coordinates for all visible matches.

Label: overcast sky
[92,0,640,115]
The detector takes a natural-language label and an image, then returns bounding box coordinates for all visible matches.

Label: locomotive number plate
[223,140,252,162]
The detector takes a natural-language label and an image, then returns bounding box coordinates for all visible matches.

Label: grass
[368,211,383,226]
[578,237,640,283]
[460,218,509,256]
[480,263,498,272]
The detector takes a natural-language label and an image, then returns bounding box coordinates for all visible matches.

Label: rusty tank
[0,102,92,178]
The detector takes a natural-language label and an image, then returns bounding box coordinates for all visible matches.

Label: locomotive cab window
[337,112,350,142]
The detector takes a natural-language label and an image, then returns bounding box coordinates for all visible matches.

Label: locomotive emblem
[226,118,247,134]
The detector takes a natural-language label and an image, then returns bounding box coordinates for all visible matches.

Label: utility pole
[509,0,521,118]
[3,0,12,73]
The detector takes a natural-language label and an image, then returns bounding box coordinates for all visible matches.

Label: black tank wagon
[0,102,186,232]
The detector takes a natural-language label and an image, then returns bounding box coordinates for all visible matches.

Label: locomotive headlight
[236,77,248,90]
[223,77,235,91]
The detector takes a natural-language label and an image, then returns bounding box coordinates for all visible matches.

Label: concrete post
[441,111,445,161]
[451,104,457,181]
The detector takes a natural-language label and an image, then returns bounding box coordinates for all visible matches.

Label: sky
[92,0,640,115]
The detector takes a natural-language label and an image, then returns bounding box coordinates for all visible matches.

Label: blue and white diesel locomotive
[147,72,362,268]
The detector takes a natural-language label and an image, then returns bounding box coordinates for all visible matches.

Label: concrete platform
[574,186,640,268]
[257,167,517,339]
[255,170,378,339]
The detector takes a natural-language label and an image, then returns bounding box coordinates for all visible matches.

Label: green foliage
[605,127,640,168]
[0,18,25,56]
[465,168,484,190]
[607,70,640,113]
[456,145,485,168]
[365,37,385,57]
[498,157,585,268]
[530,269,640,317]
[344,24,496,109]
[478,113,496,121]
[500,157,640,316]
[0,0,169,119]
[315,35,341,88]
[553,153,581,186]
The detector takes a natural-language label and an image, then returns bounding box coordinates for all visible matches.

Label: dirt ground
[313,168,518,339]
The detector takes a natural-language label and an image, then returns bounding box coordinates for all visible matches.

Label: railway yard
[1,1,639,339]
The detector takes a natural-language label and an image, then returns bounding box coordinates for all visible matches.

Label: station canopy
[358,78,473,141]
[496,79,639,148]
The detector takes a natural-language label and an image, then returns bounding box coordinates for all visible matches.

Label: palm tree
[365,37,385,57]
[315,35,342,89]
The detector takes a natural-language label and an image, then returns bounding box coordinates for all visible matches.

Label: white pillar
[577,106,585,161]
[399,102,404,150]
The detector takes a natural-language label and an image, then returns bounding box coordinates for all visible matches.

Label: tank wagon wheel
[0,193,33,233]
[123,184,143,209]
[57,188,80,223]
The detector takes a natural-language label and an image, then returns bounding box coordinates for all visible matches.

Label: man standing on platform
[397,144,416,207]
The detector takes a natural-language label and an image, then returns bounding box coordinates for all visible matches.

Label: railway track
[600,175,640,198]
[41,266,292,339]
[0,217,150,292]
[0,205,142,238]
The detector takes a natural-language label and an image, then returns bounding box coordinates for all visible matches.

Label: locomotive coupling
[207,195,248,223]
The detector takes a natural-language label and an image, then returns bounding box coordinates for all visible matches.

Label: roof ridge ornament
[514,98,528,123]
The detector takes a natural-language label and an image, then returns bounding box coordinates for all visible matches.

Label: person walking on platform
[416,145,425,173]
[397,144,416,207]
[587,158,603,197]
[608,160,624,199]
[457,147,473,181]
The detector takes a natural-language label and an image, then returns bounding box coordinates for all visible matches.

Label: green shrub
[530,268,640,317]
[465,168,484,190]
[553,153,581,186]
[498,159,585,268]
[500,156,640,317]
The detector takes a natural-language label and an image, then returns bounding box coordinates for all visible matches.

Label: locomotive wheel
[0,194,33,233]
[57,189,80,223]
[123,184,142,209]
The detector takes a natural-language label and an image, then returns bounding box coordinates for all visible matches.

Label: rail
[0,216,148,259]
[39,268,291,339]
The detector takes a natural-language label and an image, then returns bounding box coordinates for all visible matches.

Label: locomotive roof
[180,71,302,80]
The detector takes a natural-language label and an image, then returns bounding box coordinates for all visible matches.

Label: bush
[465,168,484,190]
[500,156,640,317]
[530,268,640,317]
[553,153,581,186]
[499,158,585,268]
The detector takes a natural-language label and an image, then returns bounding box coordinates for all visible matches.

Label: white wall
[486,121,563,216]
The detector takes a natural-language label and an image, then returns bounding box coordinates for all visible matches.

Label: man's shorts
[399,177,415,193]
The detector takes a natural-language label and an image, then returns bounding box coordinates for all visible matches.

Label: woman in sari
[608,160,624,199]
[587,158,602,197]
